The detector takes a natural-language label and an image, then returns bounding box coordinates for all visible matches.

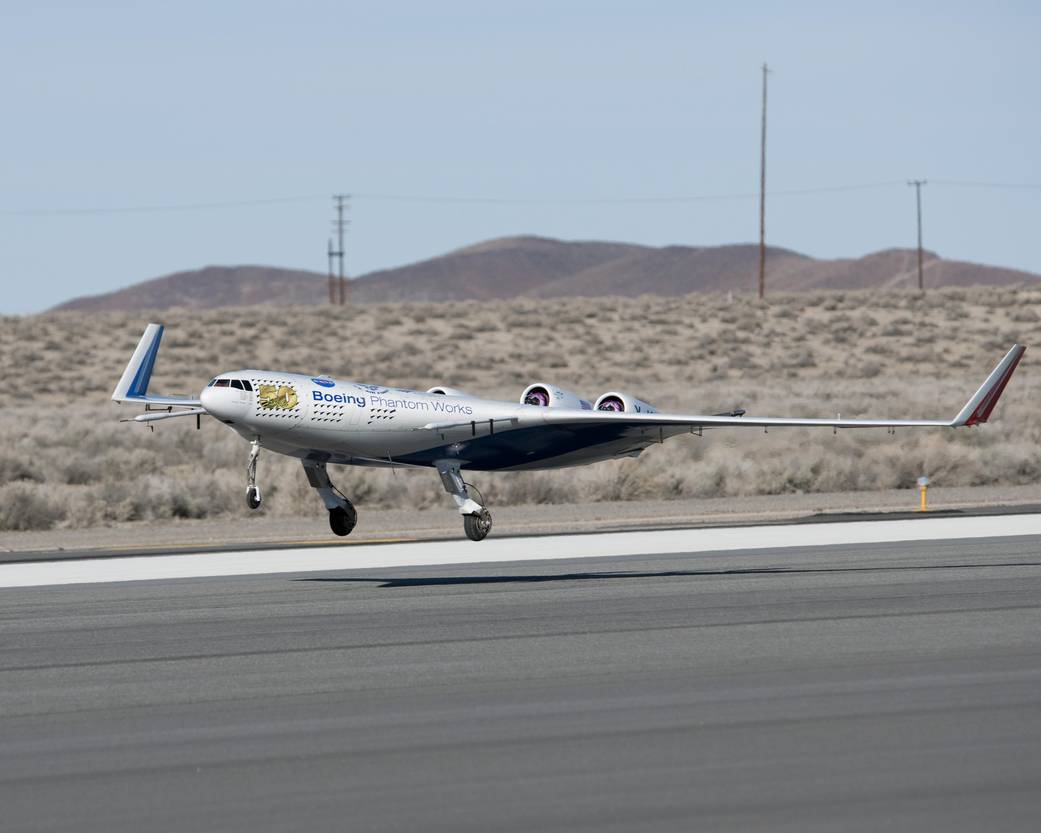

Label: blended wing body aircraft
[113,323,1025,541]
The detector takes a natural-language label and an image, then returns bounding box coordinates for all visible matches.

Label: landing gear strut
[246,439,262,510]
[302,460,357,537]
[436,460,492,542]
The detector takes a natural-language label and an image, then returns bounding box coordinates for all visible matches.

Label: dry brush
[0,286,1038,530]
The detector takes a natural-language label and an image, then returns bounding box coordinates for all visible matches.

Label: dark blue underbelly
[396,423,653,471]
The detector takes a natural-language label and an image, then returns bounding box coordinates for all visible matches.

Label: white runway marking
[2,514,1039,589]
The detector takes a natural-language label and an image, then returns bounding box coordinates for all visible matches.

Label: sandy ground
[3,484,1038,554]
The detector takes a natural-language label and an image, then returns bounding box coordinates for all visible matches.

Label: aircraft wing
[539,344,1025,433]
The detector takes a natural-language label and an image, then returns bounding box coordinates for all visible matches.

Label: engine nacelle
[594,391,658,414]
[520,382,592,410]
[427,386,470,397]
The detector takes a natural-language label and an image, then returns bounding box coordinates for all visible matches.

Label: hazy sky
[2,0,1038,313]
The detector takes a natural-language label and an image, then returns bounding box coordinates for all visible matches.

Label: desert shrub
[0,483,61,530]
[56,454,100,485]
[0,454,43,483]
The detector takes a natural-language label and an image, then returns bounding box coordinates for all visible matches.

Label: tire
[463,509,492,542]
[329,503,358,537]
[246,485,262,510]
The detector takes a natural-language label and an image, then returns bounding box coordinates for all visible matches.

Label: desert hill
[55,265,330,312]
[52,235,1041,311]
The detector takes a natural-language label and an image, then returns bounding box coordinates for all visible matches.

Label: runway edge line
[2,514,1041,589]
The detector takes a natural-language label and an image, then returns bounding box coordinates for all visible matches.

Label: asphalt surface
[2,535,1041,832]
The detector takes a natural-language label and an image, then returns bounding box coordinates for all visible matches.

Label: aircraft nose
[200,386,231,419]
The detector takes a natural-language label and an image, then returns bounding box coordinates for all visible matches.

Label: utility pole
[907,180,927,290]
[758,63,770,300]
[330,194,349,305]
[326,238,335,305]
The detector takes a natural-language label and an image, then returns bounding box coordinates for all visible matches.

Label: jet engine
[427,386,470,397]
[520,383,593,410]
[594,391,658,414]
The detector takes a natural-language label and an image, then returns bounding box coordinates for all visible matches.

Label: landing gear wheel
[463,509,492,542]
[329,504,358,537]
[246,485,262,510]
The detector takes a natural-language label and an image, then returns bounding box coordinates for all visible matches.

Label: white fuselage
[199,371,641,471]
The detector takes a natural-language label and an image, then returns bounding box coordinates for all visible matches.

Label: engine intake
[427,386,470,397]
[594,391,658,414]
[520,383,592,410]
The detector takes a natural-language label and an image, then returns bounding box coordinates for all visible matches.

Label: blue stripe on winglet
[127,324,163,398]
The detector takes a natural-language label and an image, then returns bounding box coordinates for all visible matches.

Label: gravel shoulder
[2,484,1038,555]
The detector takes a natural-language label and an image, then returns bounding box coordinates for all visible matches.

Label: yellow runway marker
[917,476,930,512]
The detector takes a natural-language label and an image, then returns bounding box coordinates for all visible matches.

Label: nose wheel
[246,484,262,510]
[463,508,492,542]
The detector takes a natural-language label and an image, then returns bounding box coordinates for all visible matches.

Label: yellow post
[917,476,930,512]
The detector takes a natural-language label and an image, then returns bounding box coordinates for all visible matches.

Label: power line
[1,179,1036,217]
[0,193,327,216]
[352,181,907,205]
[0,181,912,216]
[929,179,1041,190]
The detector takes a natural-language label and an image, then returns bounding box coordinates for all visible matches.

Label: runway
[2,526,1040,831]
[2,511,1040,586]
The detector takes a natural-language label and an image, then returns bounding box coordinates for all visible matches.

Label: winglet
[951,344,1025,427]
[112,323,164,403]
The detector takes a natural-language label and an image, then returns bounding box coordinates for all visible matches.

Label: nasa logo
[312,377,335,388]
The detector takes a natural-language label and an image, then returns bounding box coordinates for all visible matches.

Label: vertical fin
[112,323,164,402]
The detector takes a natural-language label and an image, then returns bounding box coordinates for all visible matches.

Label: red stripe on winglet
[965,350,1024,426]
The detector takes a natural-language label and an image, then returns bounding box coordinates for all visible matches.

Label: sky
[2,0,1039,313]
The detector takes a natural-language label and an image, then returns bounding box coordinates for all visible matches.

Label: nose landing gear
[436,460,493,541]
[302,460,357,537]
[463,508,493,542]
[246,440,262,510]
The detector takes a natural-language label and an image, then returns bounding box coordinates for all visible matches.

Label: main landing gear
[246,439,262,509]
[302,460,357,537]
[436,460,492,542]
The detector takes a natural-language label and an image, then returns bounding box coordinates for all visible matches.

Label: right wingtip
[955,343,1025,427]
